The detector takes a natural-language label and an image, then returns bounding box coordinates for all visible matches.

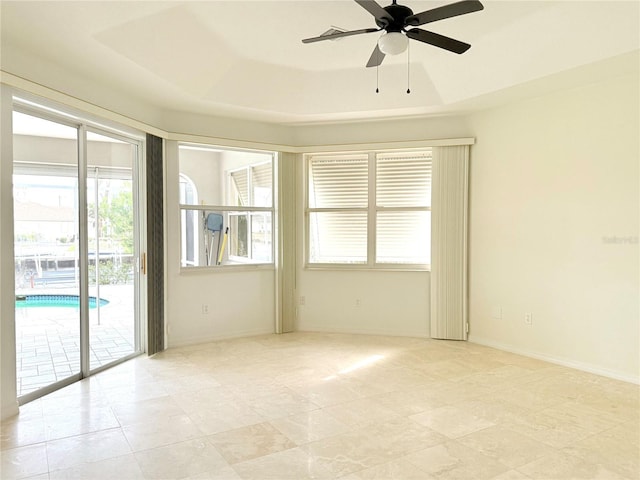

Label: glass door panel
[13,112,81,399]
[86,132,138,371]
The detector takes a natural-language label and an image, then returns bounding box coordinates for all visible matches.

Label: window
[227,162,272,263]
[178,144,274,267]
[306,149,431,268]
[179,174,198,266]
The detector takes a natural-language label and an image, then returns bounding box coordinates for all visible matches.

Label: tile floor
[1,332,638,480]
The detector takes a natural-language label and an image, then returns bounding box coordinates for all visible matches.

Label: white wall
[1,85,18,419]
[179,148,223,205]
[297,270,430,337]
[467,72,639,382]
[165,141,275,346]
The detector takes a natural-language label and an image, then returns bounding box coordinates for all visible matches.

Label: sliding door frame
[13,99,147,404]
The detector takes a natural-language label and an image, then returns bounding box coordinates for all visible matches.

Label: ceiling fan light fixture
[378,31,408,55]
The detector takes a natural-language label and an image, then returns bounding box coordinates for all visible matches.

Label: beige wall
[467,72,639,382]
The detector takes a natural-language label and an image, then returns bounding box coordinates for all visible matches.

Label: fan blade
[406,0,484,27]
[302,28,380,43]
[354,0,393,24]
[406,28,471,54]
[366,44,385,67]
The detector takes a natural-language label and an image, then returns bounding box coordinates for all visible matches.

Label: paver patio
[15,284,138,398]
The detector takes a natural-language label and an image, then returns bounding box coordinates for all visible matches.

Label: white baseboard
[296,323,429,339]
[468,335,639,385]
[1,401,19,420]
[167,327,275,348]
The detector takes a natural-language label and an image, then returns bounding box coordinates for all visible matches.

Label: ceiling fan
[302,0,484,67]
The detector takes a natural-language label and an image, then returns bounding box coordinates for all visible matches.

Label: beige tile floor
[1,332,638,480]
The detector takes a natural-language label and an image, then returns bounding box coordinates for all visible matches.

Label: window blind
[430,145,469,340]
[309,211,367,263]
[376,152,432,207]
[252,162,272,189]
[231,169,248,206]
[375,152,432,264]
[308,156,368,208]
[252,162,273,207]
[307,150,432,266]
[376,211,430,264]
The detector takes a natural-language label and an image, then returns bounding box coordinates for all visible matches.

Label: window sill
[180,263,275,274]
[304,263,430,273]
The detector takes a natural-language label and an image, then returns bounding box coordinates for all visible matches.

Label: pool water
[15,294,109,309]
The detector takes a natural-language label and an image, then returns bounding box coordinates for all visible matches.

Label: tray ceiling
[1,1,638,124]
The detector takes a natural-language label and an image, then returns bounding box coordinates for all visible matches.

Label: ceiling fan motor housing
[377,3,414,31]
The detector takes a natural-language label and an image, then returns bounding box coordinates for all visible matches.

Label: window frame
[304,149,431,271]
[179,173,198,267]
[178,143,276,270]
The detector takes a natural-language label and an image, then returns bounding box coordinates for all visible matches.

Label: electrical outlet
[299,296,306,306]
[492,306,502,319]
[202,304,209,315]
[525,313,532,325]
[355,298,361,307]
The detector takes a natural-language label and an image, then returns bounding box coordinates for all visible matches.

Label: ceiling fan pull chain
[376,54,380,93]
[407,40,411,94]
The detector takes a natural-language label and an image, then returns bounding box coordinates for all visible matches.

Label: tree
[89,183,134,254]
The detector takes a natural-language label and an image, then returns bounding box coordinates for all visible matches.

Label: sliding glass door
[87,131,139,372]
[13,113,82,398]
[13,108,143,402]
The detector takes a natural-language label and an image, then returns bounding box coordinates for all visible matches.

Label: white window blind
[230,169,248,206]
[376,211,430,264]
[308,155,368,264]
[430,145,469,340]
[251,162,273,207]
[376,151,432,265]
[309,155,368,208]
[376,152,432,207]
[252,163,272,189]
[307,150,431,267]
[309,211,368,263]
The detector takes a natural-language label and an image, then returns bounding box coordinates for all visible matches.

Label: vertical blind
[430,145,469,340]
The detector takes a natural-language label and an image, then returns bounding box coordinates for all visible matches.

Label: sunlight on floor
[324,353,386,382]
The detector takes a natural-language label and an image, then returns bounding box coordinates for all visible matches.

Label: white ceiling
[1,1,638,125]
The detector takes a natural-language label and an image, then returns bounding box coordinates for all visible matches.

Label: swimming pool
[15,294,109,309]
